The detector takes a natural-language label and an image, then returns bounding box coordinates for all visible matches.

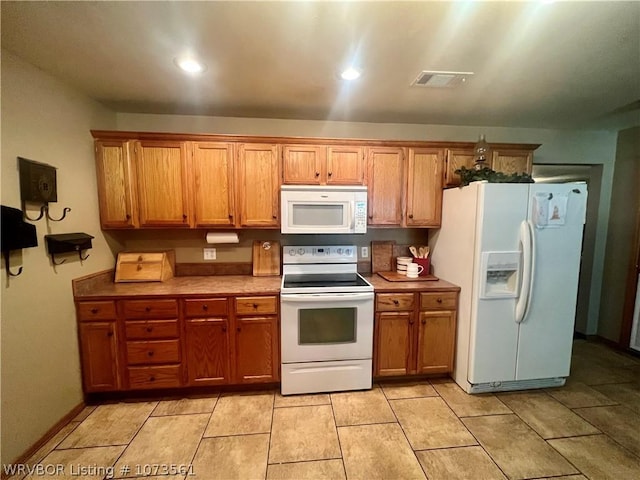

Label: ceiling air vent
[411,71,474,88]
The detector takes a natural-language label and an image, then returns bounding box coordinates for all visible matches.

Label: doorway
[532,164,603,335]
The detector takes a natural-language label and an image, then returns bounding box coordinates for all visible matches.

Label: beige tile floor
[14,340,640,480]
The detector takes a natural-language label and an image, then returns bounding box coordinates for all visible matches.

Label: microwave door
[284,201,351,234]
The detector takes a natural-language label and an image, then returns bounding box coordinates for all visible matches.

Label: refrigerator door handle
[515,220,535,323]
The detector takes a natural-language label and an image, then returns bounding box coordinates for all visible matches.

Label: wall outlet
[203,248,217,260]
[361,246,369,258]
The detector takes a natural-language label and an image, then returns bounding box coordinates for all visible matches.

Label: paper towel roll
[205,232,239,244]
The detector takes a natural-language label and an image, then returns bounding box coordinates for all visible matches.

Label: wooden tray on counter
[377,271,439,282]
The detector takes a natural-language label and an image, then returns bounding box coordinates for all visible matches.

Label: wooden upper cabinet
[326,146,365,185]
[237,143,280,227]
[282,144,364,185]
[366,147,405,226]
[95,140,138,228]
[134,141,191,227]
[191,142,236,227]
[406,148,444,227]
[282,145,325,184]
[491,149,533,175]
[445,148,475,187]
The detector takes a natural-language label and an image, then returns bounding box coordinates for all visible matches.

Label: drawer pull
[437,298,443,303]
[393,299,399,306]
[253,303,258,309]
[91,308,98,314]
[409,319,414,325]
[315,171,320,177]
[422,318,426,325]
[149,376,155,382]
[146,327,153,333]
[138,255,143,262]
[107,331,113,337]
[145,306,151,312]
[237,327,241,332]
[147,351,154,357]
[222,326,227,332]
[328,171,333,177]
[202,304,208,311]
[137,264,142,271]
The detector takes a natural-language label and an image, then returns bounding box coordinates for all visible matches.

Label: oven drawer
[126,340,181,365]
[184,298,228,317]
[127,365,182,389]
[125,320,179,339]
[420,292,458,310]
[235,296,278,315]
[376,293,415,311]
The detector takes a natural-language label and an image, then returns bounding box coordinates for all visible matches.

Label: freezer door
[468,184,530,384]
[516,183,587,380]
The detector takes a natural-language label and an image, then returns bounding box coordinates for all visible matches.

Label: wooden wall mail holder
[115,250,175,283]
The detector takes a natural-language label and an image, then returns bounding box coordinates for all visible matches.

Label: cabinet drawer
[127,365,182,389]
[420,292,458,310]
[122,299,178,319]
[77,301,117,321]
[125,320,179,339]
[376,293,415,311]
[118,253,165,263]
[126,339,181,365]
[184,298,228,318]
[235,296,278,315]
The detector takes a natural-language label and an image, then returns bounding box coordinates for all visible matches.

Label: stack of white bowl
[396,256,413,275]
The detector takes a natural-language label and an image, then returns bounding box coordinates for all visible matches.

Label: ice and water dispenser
[480,251,520,299]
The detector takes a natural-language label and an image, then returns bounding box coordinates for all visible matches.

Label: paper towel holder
[205,232,240,244]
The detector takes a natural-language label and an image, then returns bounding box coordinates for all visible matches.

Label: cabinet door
[374,311,412,376]
[237,143,280,227]
[327,146,365,185]
[445,148,475,187]
[135,141,191,227]
[95,140,138,228]
[367,147,405,226]
[282,145,325,184]
[491,149,533,175]
[192,142,236,227]
[406,148,444,227]
[235,316,279,383]
[185,318,230,386]
[79,322,119,392]
[416,311,456,374]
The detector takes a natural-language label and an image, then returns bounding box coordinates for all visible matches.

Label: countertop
[73,270,459,299]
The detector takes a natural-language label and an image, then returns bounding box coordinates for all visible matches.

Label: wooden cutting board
[252,241,280,276]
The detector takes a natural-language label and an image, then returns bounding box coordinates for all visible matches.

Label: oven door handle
[281,293,374,303]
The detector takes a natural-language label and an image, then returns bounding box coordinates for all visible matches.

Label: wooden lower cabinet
[76,294,279,394]
[374,290,458,377]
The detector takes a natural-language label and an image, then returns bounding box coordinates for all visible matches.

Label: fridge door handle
[515,220,535,323]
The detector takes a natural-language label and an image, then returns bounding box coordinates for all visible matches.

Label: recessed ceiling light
[340,67,361,80]
[174,57,206,74]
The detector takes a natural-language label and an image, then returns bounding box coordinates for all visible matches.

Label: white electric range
[280,245,374,395]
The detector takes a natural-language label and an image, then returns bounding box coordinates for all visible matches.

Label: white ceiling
[1,1,639,130]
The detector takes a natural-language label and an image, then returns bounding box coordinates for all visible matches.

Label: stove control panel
[283,245,357,263]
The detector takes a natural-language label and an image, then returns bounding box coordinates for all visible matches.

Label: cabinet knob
[315,172,320,177]
[149,376,155,382]
[237,327,241,332]
[228,214,233,219]
[183,214,188,221]
[202,304,208,311]
[409,214,414,219]
[91,308,98,314]
[437,297,443,303]
[137,264,143,271]
[148,351,154,357]
[222,326,227,332]
[393,299,399,306]
[145,306,151,312]
[409,319,414,325]
[253,303,258,309]
[107,331,113,337]
[272,215,277,219]
[126,214,131,220]
[368,215,373,220]
[422,318,426,325]
[146,327,153,333]
[138,255,143,262]
[328,172,333,177]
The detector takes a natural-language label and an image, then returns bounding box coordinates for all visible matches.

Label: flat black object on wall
[1,205,38,277]
[45,233,94,265]
[19,157,58,203]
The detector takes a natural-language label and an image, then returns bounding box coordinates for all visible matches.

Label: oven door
[280,292,374,363]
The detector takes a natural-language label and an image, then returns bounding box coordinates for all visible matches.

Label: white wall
[117,113,618,334]
[1,51,117,464]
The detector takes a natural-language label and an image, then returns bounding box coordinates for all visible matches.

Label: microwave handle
[281,293,374,303]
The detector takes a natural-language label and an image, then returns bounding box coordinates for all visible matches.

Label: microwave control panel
[354,201,367,233]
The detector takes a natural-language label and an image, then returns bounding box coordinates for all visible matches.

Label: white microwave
[280,185,368,234]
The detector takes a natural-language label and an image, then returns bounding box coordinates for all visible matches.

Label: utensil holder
[413,257,430,276]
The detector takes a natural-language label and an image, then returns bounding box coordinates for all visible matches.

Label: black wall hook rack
[3,251,23,276]
[1,205,38,279]
[45,233,94,266]
[23,203,71,222]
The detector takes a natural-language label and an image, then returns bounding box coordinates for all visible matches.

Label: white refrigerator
[430,181,587,393]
